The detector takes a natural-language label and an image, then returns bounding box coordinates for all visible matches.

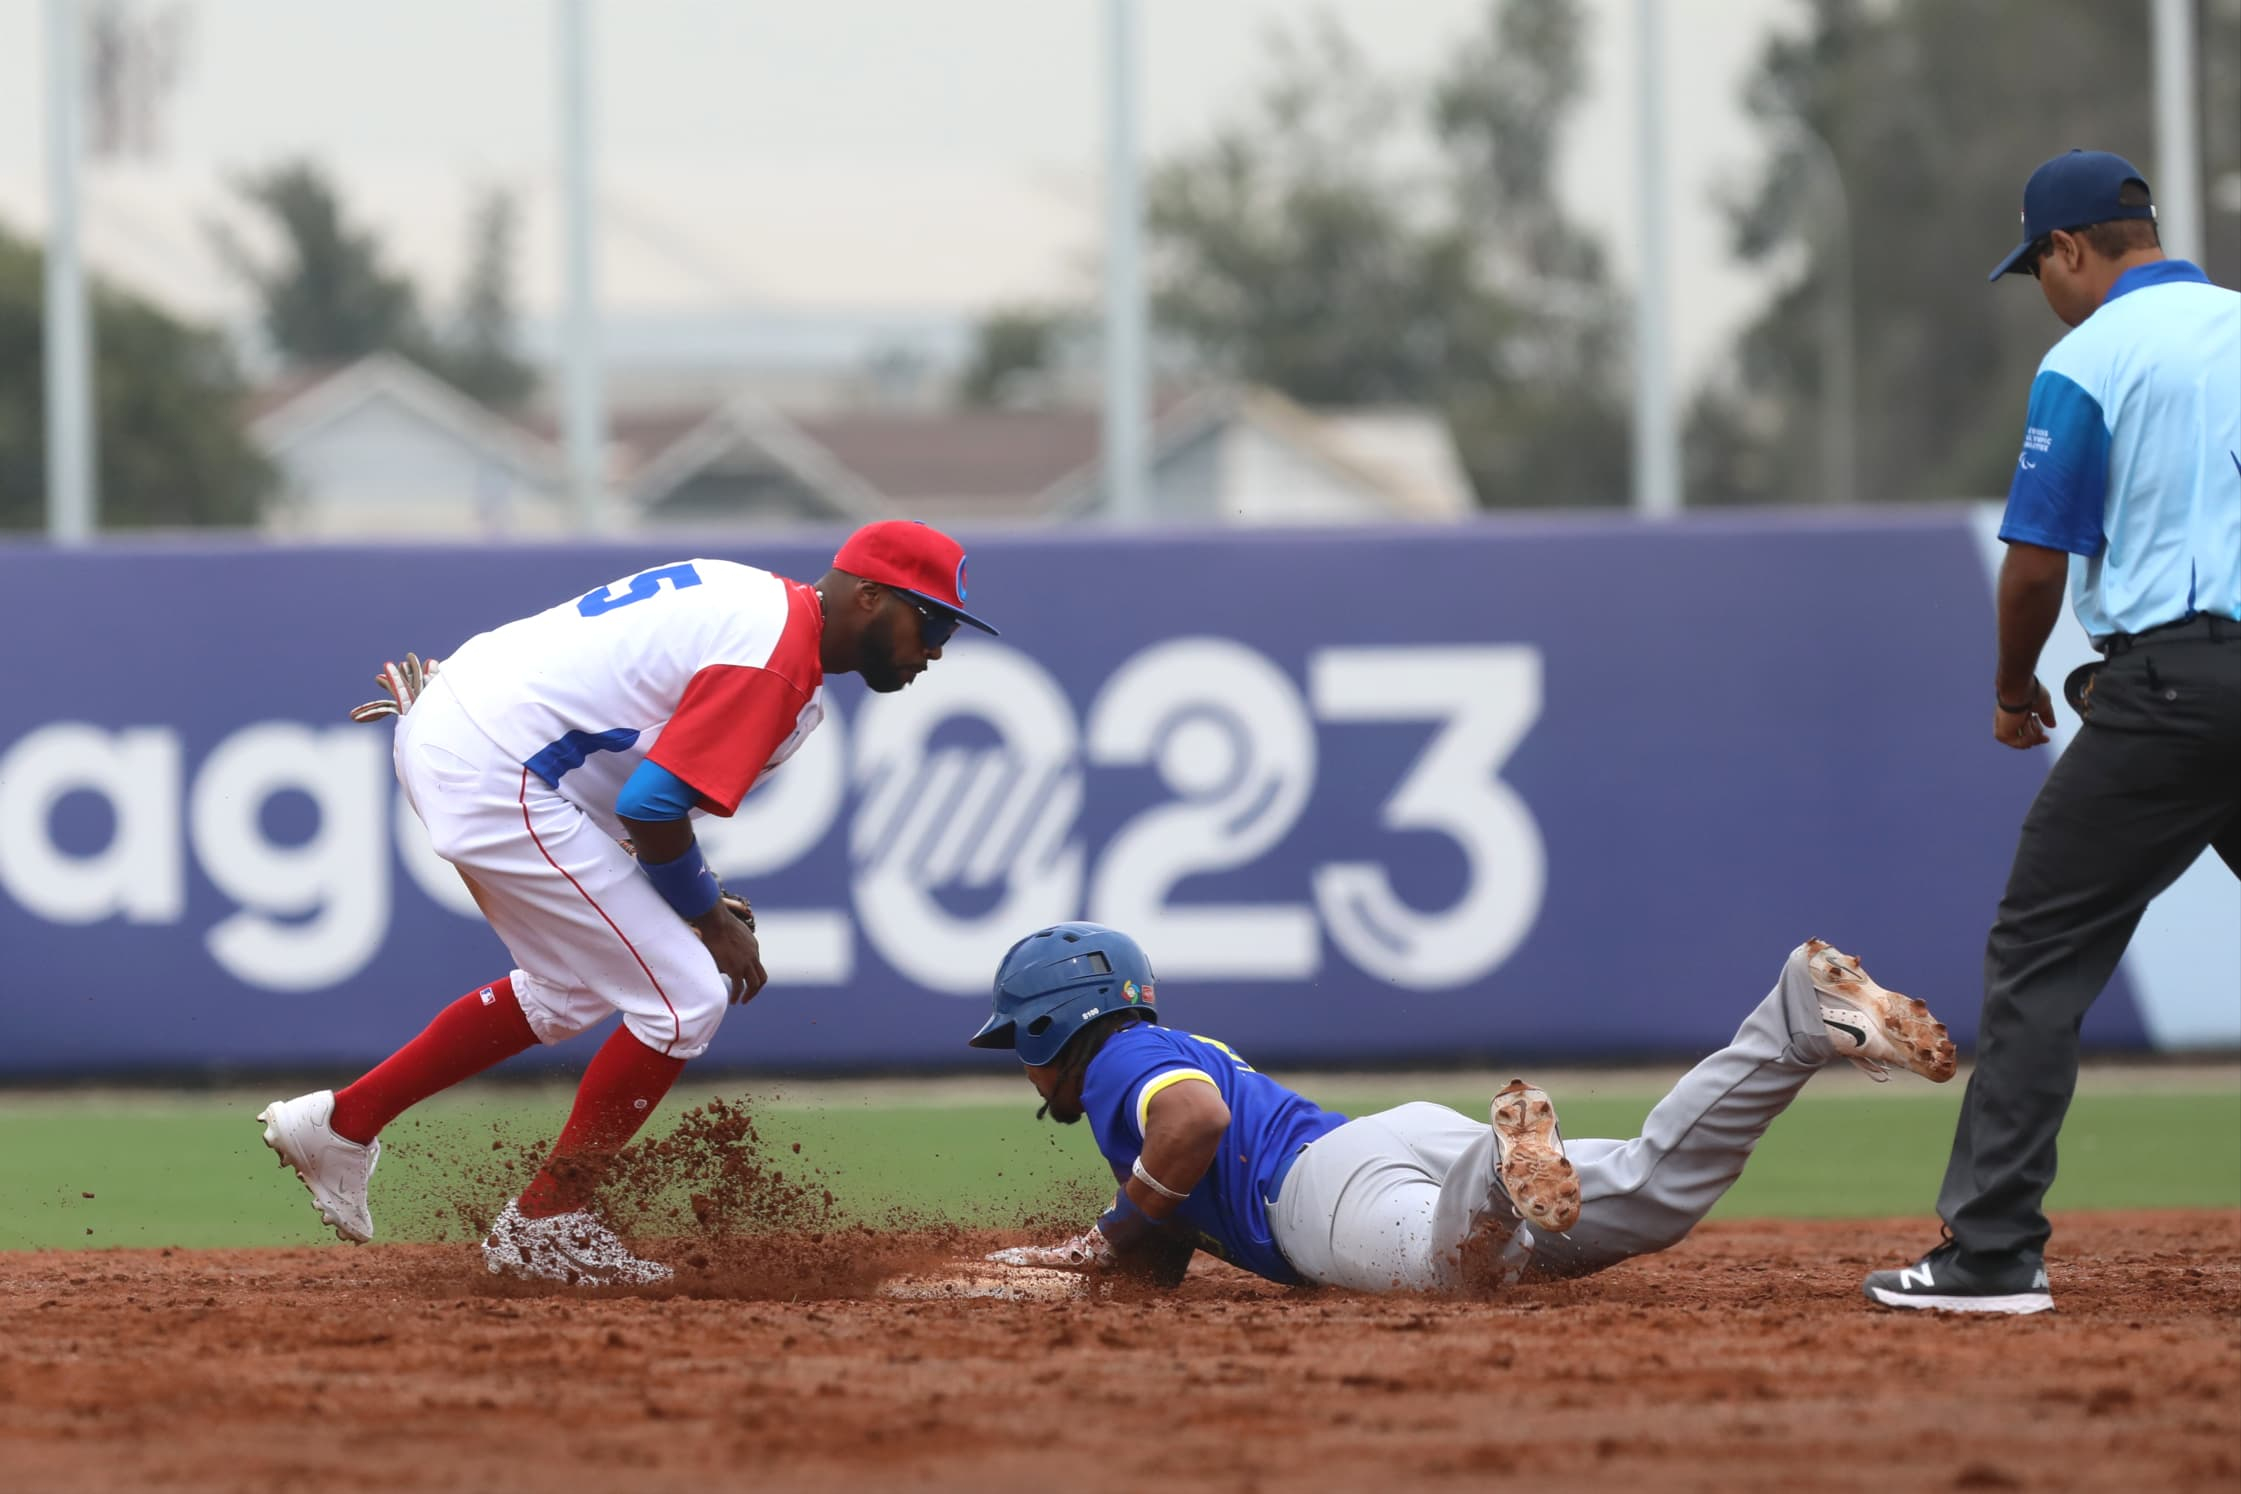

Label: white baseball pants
[1269,943,1839,1291]
[392,673,732,1060]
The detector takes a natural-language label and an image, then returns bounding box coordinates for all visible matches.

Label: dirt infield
[3,1211,2236,1493]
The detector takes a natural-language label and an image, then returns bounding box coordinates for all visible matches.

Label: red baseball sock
[516,1025,686,1219]
[328,976,537,1144]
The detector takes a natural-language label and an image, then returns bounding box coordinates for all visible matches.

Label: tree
[1145,19,1461,405]
[1137,2,1628,507]
[1427,0,1631,506]
[962,1,1631,507]
[0,223,274,530]
[214,160,430,367]
[956,306,1074,406]
[435,187,536,409]
[1689,0,2241,506]
[216,161,538,410]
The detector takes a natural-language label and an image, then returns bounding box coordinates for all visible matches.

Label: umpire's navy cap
[1989,150,2156,282]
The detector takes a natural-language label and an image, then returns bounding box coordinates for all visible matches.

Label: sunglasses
[890,587,960,648]
[2023,234,2055,279]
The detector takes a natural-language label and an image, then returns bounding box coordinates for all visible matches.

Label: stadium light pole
[2151,0,2203,265]
[1631,0,1679,517]
[1102,0,1150,525]
[557,0,607,534]
[44,0,96,545]
[1794,125,1856,508]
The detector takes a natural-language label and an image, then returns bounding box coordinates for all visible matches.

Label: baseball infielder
[971,924,1956,1292]
[258,521,995,1285]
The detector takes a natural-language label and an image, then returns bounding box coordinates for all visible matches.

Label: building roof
[245,357,1473,526]
[246,353,562,490]
[1041,387,1476,520]
[796,407,1104,505]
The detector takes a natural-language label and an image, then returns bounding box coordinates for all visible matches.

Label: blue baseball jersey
[1079,1024,1347,1285]
[1999,260,2241,640]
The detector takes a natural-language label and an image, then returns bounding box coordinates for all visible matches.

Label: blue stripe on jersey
[1998,370,2110,556]
[524,727,642,789]
[615,759,700,820]
[1080,1023,1347,1285]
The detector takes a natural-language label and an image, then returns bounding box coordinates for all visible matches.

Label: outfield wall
[1,512,2232,1075]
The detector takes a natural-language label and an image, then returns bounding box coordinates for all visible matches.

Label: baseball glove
[717,889,756,933]
[349,653,441,722]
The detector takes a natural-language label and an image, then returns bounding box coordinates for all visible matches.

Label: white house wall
[1148,425,1227,521]
[264,396,565,538]
[1219,423,1386,523]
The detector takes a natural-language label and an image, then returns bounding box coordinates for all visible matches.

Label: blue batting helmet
[967,922,1159,1066]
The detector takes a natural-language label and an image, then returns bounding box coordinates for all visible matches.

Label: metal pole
[1102,0,1149,524]
[1631,0,1679,517]
[1796,126,1855,507]
[558,0,607,534]
[2151,0,2203,264]
[44,0,95,545]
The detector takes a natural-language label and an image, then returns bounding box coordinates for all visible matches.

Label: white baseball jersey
[436,559,827,839]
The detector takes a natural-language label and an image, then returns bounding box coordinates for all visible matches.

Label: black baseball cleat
[1863,1240,2053,1315]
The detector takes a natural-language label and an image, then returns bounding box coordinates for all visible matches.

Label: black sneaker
[1863,1240,2053,1315]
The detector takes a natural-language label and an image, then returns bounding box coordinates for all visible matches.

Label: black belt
[2094,613,2240,655]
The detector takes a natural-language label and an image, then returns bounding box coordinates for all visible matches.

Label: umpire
[1866,150,2241,1315]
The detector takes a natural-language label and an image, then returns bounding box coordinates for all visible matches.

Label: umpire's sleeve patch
[1998,370,2111,557]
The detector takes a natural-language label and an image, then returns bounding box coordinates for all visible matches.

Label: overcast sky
[0,0,1797,384]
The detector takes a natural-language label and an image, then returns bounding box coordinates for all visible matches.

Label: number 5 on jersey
[578,562,704,617]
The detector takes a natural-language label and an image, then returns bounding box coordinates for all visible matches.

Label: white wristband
[1131,1155,1190,1202]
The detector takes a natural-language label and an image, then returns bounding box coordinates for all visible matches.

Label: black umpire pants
[1939,617,2241,1261]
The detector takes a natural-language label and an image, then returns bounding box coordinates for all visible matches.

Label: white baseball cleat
[257,1090,380,1243]
[1490,1079,1580,1234]
[1805,939,1959,1084]
[481,1199,672,1287]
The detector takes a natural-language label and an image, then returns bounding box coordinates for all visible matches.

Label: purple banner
[0,516,2149,1075]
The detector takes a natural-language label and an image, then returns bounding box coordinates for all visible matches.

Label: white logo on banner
[0,640,1547,995]
[851,643,1086,994]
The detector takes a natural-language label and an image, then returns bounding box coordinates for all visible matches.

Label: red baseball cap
[832,520,998,636]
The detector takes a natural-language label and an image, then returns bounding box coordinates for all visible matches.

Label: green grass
[2,1083,2235,1251]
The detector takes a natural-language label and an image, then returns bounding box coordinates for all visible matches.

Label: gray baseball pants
[1268,943,1839,1292]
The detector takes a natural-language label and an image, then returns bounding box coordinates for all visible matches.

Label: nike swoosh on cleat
[1825,1018,1868,1046]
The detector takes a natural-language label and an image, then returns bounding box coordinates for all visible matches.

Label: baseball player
[258,521,995,1285]
[971,923,1956,1293]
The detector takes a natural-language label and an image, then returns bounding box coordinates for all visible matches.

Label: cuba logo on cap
[954,554,970,604]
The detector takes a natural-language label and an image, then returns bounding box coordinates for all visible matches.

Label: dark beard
[859,656,909,693]
[857,621,912,693]
[1036,1092,1085,1124]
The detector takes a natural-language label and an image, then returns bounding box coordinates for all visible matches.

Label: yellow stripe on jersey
[1135,1068,1218,1134]
[1189,1034,1256,1071]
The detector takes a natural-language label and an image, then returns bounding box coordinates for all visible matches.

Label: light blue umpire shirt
[1997,259,2241,642]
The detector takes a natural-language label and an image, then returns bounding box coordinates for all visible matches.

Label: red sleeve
[649,577,824,819]
[646,665,810,815]
[647,577,825,816]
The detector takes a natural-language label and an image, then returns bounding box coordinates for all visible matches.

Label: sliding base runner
[970,923,1957,1296]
